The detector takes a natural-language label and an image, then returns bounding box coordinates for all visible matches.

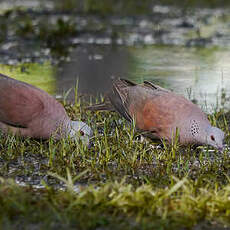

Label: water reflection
[57,45,131,101]
[129,46,229,111]
[57,45,230,112]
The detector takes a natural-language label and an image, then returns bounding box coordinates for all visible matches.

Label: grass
[1,176,230,229]
[0,62,56,94]
[0,93,230,229]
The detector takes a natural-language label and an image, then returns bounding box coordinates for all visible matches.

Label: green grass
[0,62,56,94]
[0,95,230,229]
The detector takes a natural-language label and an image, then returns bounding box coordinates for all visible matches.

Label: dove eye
[211,135,215,141]
[79,130,85,136]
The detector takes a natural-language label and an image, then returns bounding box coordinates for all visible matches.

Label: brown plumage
[0,73,92,143]
[87,79,224,150]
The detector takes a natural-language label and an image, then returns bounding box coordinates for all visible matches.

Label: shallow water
[57,45,230,112]
[128,45,230,112]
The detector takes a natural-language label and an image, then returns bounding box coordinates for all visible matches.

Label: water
[127,45,230,112]
[57,45,230,112]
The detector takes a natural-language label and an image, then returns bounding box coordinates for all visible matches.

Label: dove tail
[86,78,134,121]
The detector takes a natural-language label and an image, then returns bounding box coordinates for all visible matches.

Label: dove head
[204,126,225,152]
[68,121,93,146]
[188,119,225,151]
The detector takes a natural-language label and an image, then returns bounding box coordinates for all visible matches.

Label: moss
[0,62,56,94]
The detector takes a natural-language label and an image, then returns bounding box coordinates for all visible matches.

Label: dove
[87,78,224,151]
[0,73,92,145]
